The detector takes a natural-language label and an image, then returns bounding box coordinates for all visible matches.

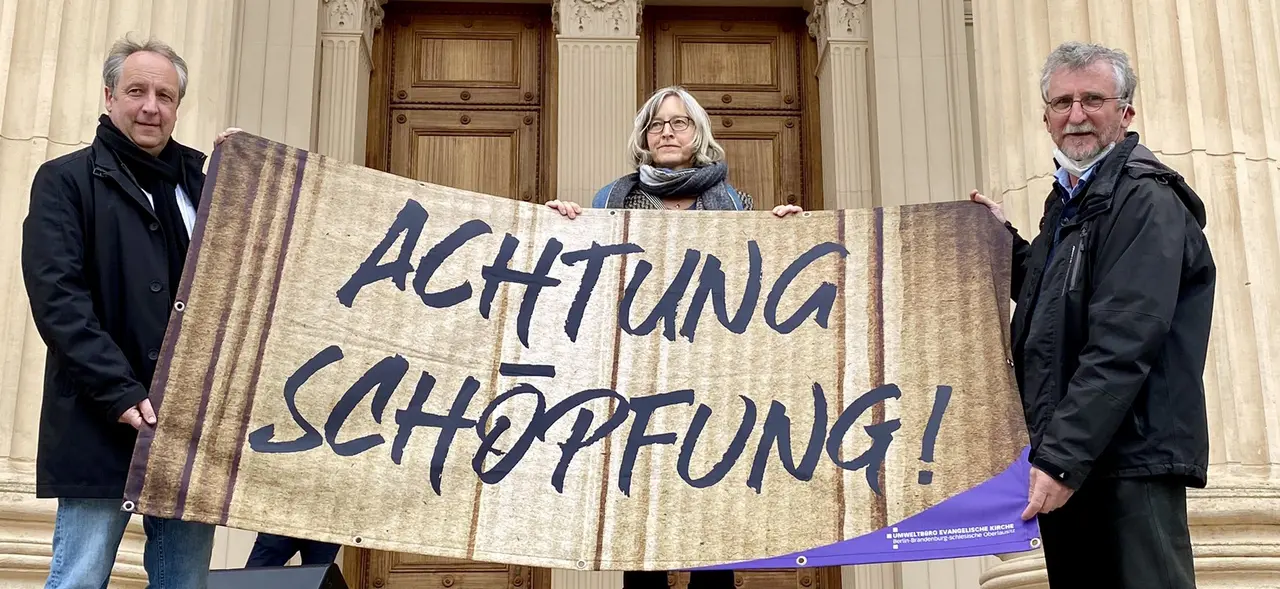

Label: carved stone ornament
[837,0,869,37]
[552,0,643,37]
[322,0,386,58]
[806,0,829,46]
[323,0,387,35]
[808,0,869,51]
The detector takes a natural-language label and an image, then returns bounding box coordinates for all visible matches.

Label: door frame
[364,1,559,202]
[355,2,558,578]
[352,2,835,586]
[638,5,824,212]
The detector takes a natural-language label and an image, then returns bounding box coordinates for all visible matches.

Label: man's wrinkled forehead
[117,52,180,93]
[1046,61,1118,99]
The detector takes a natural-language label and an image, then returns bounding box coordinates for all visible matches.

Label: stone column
[552,0,642,206]
[807,0,873,210]
[973,1,1280,587]
[0,0,236,585]
[551,569,624,589]
[865,0,980,209]
[316,0,386,164]
[228,0,325,152]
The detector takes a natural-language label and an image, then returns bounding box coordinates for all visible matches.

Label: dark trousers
[1039,475,1195,588]
[245,532,342,567]
[623,570,735,588]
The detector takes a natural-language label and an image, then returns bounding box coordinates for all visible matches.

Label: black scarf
[96,114,192,301]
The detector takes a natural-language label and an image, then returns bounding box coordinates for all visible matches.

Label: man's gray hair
[627,86,726,169]
[103,36,189,100]
[1040,41,1138,108]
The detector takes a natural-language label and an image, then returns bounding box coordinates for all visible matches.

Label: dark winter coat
[1008,131,1216,491]
[21,135,206,498]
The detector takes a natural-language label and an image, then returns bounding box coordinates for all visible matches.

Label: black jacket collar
[88,133,208,215]
[1043,131,1142,223]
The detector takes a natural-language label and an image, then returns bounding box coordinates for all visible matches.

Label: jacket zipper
[1069,224,1089,290]
[1061,244,1078,296]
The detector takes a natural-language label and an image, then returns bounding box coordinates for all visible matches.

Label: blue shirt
[1054,165,1096,204]
[1042,165,1098,275]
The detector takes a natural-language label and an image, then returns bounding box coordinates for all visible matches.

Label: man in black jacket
[970,42,1215,587]
[21,37,238,588]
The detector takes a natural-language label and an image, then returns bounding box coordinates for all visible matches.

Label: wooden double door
[356,3,830,588]
[367,4,821,210]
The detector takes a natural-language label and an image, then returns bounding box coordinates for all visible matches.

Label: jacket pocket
[1066,224,1090,293]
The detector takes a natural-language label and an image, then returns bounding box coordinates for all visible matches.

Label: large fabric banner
[125,134,1039,570]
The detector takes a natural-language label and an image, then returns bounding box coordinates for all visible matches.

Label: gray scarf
[601,161,741,210]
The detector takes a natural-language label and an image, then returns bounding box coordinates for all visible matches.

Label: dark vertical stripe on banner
[124,140,227,505]
[216,147,307,524]
[467,198,524,559]
[173,142,277,519]
[595,210,631,569]
[836,212,847,538]
[871,207,887,529]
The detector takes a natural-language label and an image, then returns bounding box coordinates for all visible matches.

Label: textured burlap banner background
[125,133,1029,570]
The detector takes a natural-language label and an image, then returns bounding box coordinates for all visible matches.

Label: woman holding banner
[545,85,802,217]
[545,86,800,587]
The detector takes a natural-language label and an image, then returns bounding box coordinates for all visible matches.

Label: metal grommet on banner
[354,536,364,545]
[1030,537,1042,549]
[575,559,588,570]
[122,500,135,512]
[609,211,617,216]
[802,211,812,218]
[174,300,185,312]
[418,182,427,187]
[795,555,808,566]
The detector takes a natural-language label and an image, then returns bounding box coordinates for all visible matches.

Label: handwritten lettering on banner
[126,134,1030,570]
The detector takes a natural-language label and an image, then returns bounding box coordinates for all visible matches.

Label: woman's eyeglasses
[647,116,693,134]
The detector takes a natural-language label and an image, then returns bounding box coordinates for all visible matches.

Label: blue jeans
[245,532,341,566]
[46,498,215,589]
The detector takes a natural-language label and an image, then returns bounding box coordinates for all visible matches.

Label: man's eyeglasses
[647,116,692,134]
[1046,94,1123,113]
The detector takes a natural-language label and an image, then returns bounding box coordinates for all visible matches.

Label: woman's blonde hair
[626,86,726,169]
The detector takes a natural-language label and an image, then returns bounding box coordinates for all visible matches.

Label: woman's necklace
[641,189,695,210]
[662,197,693,210]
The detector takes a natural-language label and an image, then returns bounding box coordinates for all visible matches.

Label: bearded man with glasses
[969,41,1216,587]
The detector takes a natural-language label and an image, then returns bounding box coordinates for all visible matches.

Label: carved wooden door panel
[391,108,540,201]
[648,9,821,211]
[356,553,548,589]
[707,113,804,211]
[376,4,551,204]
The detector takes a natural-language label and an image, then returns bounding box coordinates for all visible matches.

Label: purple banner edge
[694,445,1040,570]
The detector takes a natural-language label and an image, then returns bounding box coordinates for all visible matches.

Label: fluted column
[228,0,324,151]
[807,0,873,210]
[552,0,641,206]
[973,1,1280,587]
[316,0,385,164]
[0,0,237,586]
[551,569,624,589]
[866,0,979,209]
